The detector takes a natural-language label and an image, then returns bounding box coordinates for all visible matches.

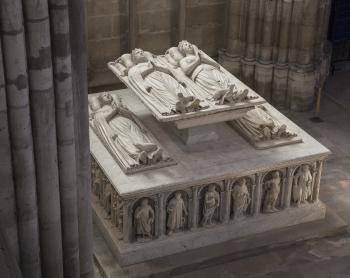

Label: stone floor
[94,71,350,278]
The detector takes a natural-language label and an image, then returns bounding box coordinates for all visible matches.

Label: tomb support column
[191,186,199,229]
[313,160,324,202]
[158,193,166,236]
[123,200,132,243]
[253,173,263,215]
[223,180,233,223]
[284,167,295,208]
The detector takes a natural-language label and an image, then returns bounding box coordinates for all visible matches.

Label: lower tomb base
[93,206,347,278]
[93,194,327,266]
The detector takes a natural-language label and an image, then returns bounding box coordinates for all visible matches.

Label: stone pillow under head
[89,95,102,112]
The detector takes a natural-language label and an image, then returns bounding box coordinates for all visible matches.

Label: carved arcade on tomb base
[91,157,325,244]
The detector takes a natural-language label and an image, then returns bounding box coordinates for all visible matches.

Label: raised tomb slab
[89,41,331,266]
[89,88,330,266]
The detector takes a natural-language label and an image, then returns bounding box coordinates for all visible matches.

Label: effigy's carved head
[99,92,113,105]
[208,184,216,192]
[301,164,309,172]
[238,178,246,187]
[175,192,182,200]
[272,171,280,179]
[131,48,148,64]
[178,40,194,54]
[141,199,149,207]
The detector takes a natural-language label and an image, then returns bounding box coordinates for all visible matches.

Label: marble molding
[90,89,330,266]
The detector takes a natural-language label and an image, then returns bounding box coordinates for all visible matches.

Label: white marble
[90,89,330,198]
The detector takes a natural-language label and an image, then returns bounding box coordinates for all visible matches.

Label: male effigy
[89,41,330,265]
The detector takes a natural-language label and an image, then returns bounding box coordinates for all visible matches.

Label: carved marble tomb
[90,42,330,266]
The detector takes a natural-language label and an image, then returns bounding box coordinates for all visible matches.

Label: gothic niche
[261,171,283,213]
[231,177,252,220]
[198,184,221,227]
[166,191,189,235]
[111,191,123,239]
[133,198,155,242]
[101,176,112,218]
[91,157,102,196]
[292,164,315,206]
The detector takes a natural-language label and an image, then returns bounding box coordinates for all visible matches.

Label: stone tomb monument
[89,42,330,266]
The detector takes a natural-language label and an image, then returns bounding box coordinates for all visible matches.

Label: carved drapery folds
[219,0,332,111]
[261,170,283,213]
[229,105,302,149]
[291,163,317,206]
[89,92,176,174]
[198,183,223,227]
[166,191,189,235]
[108,41,264,127]
[231,177,253,220]
[91,158,325,244]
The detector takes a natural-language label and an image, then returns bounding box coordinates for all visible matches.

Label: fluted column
[49,1,81,277]
[191,186,199,229]
[158,193,166,236]
[272,0,293,107]
[123,200,132,243]
[0,1,94,277]
[297,0,320,66]
[0,1,42,277]
[225,0,244,57]
[222,180,233,223]
[23,2,64,277]
[220,0,331,111]
[0,37,19,263]
[253,173,263,215]
[255,0,277,101]
[313,160,324,201]
[69,0,94,276]
[241,0,259,87]
[284,167,295,208]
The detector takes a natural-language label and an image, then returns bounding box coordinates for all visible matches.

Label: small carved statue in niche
[231,178,251,219]
[90,92,163,166]
[91,158,101,196]
[171,40,252,104]
[167,192,188,235]
[201,185,220,226]
[126,48,202,115]
[234,106,297,142]
[134,199,155,240]
[101,178,112,217]
[292,165,313,206]
[262,171,281,213]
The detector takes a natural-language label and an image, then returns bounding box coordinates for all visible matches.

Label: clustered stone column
[92,157,326,245]
[0,1,94,277]
[219,0,332,111]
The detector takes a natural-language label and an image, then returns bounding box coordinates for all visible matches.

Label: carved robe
[134,203,154,238]
[93,104,159,166]
[202,189,220,225]
[128,62,191,115]
[232,183,251,218]
[293,167,313,204]
[192,63,230,98]
[235,106,280,141]
[167,196,187,232]
[263,176,281,212]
